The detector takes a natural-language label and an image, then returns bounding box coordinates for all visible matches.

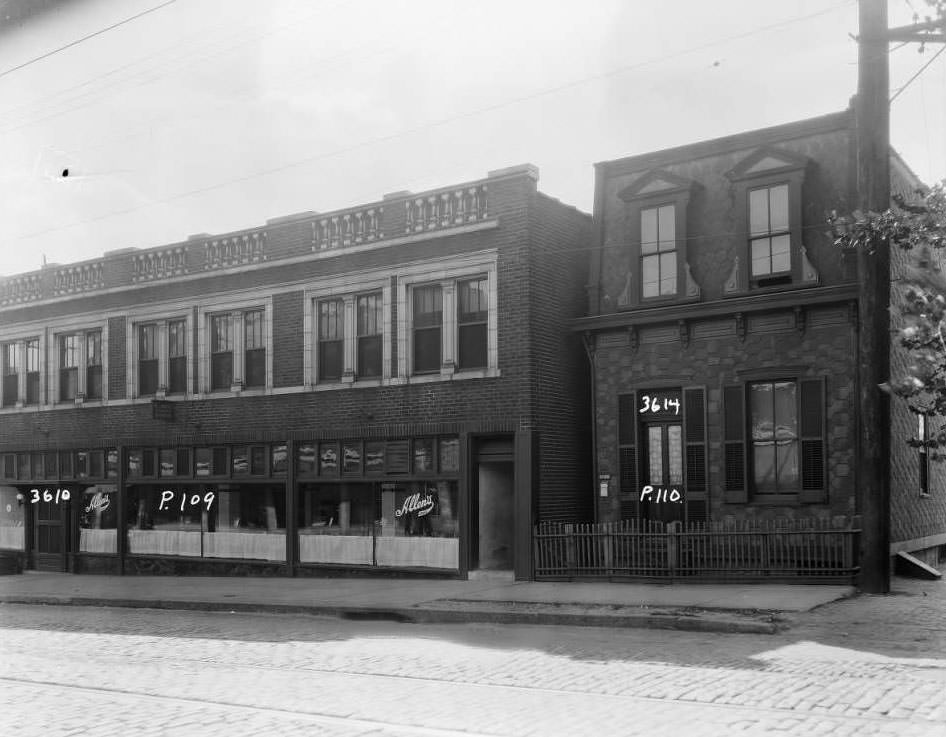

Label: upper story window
[318,299,344,382]
[412,285,443,374]
[128,314,190,399]
[616,170,698,307]
[640,205,677,298]
[54,327,104,404]
[139,324,159,396]
[210,314,233,392]
[306,278,391,387]
[457,278,488,369]
[724,147,817,294]
[198,300,271,395]
[1,335,44,410]
[356,293,383,379]
[2,343,19,408]
[244,309,265,388]
[749,184,790,280]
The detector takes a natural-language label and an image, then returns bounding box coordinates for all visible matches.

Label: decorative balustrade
[0,273,42,307]
[312,207,383,251]
[405,184,487,234]
[203,233,266,270]
[53,263,104,296]
[132,247,188,282]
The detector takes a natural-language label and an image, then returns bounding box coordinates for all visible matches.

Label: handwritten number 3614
[30,488,71,504]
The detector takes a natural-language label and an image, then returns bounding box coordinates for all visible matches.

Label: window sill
[747,494,800,506]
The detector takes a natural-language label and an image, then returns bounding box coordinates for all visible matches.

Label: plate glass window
[1,343,17,407]
[356,293,382,379]
[244,310,265,388]
[749,184,790,278]
[457,278,488,369]
[749,381,798,493]
[413,285,442,374]
[641,205,676,298]
[168,320,187,394]
[210,314,232,391]
[139,324,158,396]
[318,299,344,381]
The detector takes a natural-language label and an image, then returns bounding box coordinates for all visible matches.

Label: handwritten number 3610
[30,488,71,504]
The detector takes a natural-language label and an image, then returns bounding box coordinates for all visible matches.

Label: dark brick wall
[593,313,857,524]
[888,158,946,549]
[528,193,593,521]
[272,291,303,388]
[107,317,126,401]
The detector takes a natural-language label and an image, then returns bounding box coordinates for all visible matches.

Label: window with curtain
[318,299,344,381]
[412,284,442,374]
[138,324,158,396]
[168,319,187,394]
[244,309,265,387]
[210,314,232,391]
[457,278,488,369]
[356,292,382,379]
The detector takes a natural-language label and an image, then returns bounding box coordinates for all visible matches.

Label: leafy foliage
[829,180,946,459]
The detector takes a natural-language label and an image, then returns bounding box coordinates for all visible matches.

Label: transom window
[749,184,790,278]
[749,380,798,493]
[641,204,676,298]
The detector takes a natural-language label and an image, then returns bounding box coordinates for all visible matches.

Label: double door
[641,421,684,524]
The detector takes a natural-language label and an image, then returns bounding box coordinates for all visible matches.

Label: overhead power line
[6,0,855,246]
[0,0,178,80]
[890,44,946,102]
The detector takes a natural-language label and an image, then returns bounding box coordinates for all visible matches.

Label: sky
[1,0,944,277]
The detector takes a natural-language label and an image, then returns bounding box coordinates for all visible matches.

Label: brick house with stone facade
[0,164,592,581]
[574,109,946,580]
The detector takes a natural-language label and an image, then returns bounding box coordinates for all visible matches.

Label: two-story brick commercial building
[0,164,592,580]
[574,109,946,580]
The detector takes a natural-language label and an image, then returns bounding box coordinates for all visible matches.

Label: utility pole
[855,0,945,593]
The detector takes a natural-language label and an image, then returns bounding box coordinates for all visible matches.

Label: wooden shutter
[618,392,638,519]
[799,377,827,503]
[723,384,747,503]
[683,386,707,499]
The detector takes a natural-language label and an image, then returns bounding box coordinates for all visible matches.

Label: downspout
[582,330,598,524]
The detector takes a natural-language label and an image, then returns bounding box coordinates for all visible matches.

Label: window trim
[197,297,273,396]
[0,334,43,410]
[49,319,109,406]
[125,308,194,400]
[397,256,499,381]
[303,275,392,388]
[617,170,695,308]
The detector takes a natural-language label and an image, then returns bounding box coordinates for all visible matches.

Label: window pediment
[727,146,809,181]
[618,169,693,202]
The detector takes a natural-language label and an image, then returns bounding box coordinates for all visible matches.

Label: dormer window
[749,183,791,282]
[724,147,819,294]
[641,204,677,298]
[617,169,700,307]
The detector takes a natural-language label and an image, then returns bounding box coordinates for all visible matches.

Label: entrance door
[641,422,685,524]
[475,461,515,570]
[31,489,69,571]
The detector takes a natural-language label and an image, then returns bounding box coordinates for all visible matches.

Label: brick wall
[272,291,303,388]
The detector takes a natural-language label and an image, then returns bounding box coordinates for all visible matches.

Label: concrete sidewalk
[0,572,855,634]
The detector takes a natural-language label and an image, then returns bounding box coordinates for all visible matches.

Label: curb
[0,596,781,634]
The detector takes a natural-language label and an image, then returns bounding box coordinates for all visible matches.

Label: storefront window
[0,486,25,550]
[298,483,376,565]
[126,484,286,561]
[79,484,118,553]
[377,481,459,568]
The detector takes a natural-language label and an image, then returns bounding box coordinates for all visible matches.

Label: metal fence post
[565,523,576,576]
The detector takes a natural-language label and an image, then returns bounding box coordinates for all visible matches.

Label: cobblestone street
[2,581,945,737]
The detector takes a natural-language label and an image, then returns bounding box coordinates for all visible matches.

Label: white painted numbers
[638,394,680,415]
[30,488,71,504]
[639,485,683,503]
[158,490,215,512]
